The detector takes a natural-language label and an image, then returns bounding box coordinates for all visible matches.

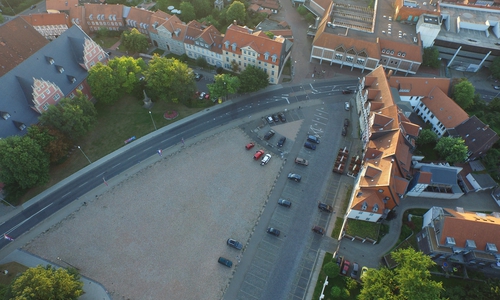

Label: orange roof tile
[359,157,393,188]
[21,13,71,27]
[351,189,384,211]
[0,17,49,77]
[401,120,421,137]
[379,38,422,63]
[126,7,153,28]
[422,87,469,129]
[46,0,79,11]
[441,209,500,251]
[388,76,451,96]
[223,24,284,66]
[84,3,123,20]
[68,5,88,32]
[368,130,399,158]
[418,171,432,184]
[313,32,380,60]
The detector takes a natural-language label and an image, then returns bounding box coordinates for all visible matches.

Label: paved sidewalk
[0,249,111,300]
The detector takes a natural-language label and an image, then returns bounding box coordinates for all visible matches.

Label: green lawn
[331,217,344,238]
[345,219,380,240]
[94,36,121,49]
[21,95,209,202]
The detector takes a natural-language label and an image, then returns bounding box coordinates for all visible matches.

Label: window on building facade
[346,56,354,62]
[43,103,49,111]
[78,84,83,90]
[69,93,75,99]
[41,93,45,99]
[53,94,60,101]
[335,54,343,60]
[357,58,365,65]
[45,90,50,95]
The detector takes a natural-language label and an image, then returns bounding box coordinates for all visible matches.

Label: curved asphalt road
[0,78,357,252]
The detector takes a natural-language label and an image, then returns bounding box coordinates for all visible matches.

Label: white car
[344,102,350,111]
[261,154,271,165]
[199,92,206,100]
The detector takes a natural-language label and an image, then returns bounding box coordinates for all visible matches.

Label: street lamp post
[77,146,92,164]
[223,82,227,102]
[149,111,157,131]
[57,257,80,270]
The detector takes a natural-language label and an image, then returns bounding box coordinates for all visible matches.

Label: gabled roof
[21,13,71,27]
[400,120,421,137]
[388,76,450,96]
[126,6,153,29]
[417,171,432,184]
[0,25,93,138]
[441,208,500,252]
[351,189,384,212]
[454,116,499,156]
[313,32,380,60]
[84,3,124,21]
[223,24,285,66]
[421,87,469,129]
[379,38,422,64]
[46,0,79,11]
[149,10,172,34]
[0,17,49,77]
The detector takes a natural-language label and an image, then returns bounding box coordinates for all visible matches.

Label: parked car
[278,112,286,122]
[288,173,302,182]
[304,142,316,150]
[336,255,344,267]
[264,129,275,140]
[199,92,206,100]
[227,238,243,250]
[344,118,349,126]
[278,198,291,207]
[194,73,203,81]
[295,157,309,166]
[351,262,359,279]
[494,86,500,90]
[266,116,274,124]
[318,202,333,213]
[218,257,233,268]
[345,102,350,111]
[245,142,255,150]
[342,126,347,137]
[261,154,271,165]
[342,260,351,275]
[307,135,320,144]
[361,266,369,280]
[272,114,280,122]
[267,227,280,236]
[253,149,264,160]
[277,136,286,147]
[312,226,325,235]
[342,89,354,94]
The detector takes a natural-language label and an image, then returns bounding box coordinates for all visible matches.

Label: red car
[245,142,255,150]
[342,260,351,275]
[253,149,264,160]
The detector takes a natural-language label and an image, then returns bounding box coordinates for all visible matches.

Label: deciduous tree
[0,136,50,191]
[39,92,98,141]
[7,265,83,300]
[422,47,440,68]
[226,1,245,24]
[88,63,121,104]
[435,136,468,164]
[490,56,500,80]
[238,65,269,93]
[145,56,196,103]
[108,56,146,94]
[27,125,71,164]
[452,79,475,109]
[192,0,212,19]
[322,261,340,278]
[208,74,240,101]
[359,248,444,300]
[179,2,196,22]
[416,128,438,146]
[121,28,149,54]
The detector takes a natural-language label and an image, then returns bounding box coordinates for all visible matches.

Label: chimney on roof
[233,20,237,25]
[386,70,393,79]
[483,125,490,131]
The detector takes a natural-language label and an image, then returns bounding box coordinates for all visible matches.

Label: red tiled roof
[0,17,49,77]
[379,38,422,63]
[21,13,71,27]
[388,76,450,96]
[46,0,79,11]
[418,171,432,184]
[401,120,421,137]
[422,87,469,129]
[441,209,500,251]
[313,32,381,60]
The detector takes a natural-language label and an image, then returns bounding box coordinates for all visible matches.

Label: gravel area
[23,128,283,300]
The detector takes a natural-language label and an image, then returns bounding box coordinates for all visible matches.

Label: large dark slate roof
[0,25,90,139]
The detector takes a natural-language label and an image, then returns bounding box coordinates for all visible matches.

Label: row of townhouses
[66,3,292,84]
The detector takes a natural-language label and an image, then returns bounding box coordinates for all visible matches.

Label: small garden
[344,219,380,241]
[312,253,361,300]
[330,186,352,239]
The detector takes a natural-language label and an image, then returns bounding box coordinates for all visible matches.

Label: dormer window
[56,65,64,73]
[271,54,277,62]
[224,41,230,49]
[373,204,379,212]
[264,52,269,60]
[89,14,93,20]
[231,43,237,51]
[67,75,76,83]
[0,111,11,120]
[361,202,368,211]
